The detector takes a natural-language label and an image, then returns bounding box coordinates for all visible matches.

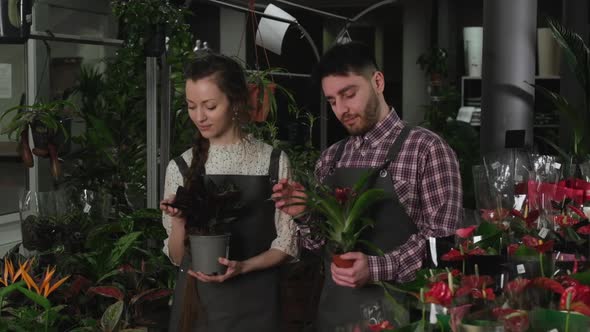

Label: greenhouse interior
[1,0,590,331]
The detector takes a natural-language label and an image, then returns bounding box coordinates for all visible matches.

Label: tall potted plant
[532,18,590,165]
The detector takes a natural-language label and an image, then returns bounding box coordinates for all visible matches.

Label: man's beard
[344,91,380,136]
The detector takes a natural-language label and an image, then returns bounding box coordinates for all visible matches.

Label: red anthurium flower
[505,278,531,295]
[560,285,590,313]
[567,205,587,219]
[481,208,510,222]
[521,235,554,253]
[471,287,496,300]
[467,247,487,256]
[368,320,394,332]
[433,269,461,282]
[424,281,453,307]
[507,243,519,256]
[461,275,495,289]
[511,209,540,228]
[334,187,353,204]
[493,308,529,332]
[554,214,579,227]
[532,277,565,294]
[441,248,465,262]
[556,275,581,289]
[577,225,590,235]
[456,225,477,238]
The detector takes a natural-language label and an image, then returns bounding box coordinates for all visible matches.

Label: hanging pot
[248,82,276,122]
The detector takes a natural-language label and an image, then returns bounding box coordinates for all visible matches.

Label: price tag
[473,235,482,243]
[548,329,558,332]
[514,174,523,182]
[513,194,526,211]
[429,237,438,267]
[83,204,91,214]
[553,163,561,170]
[429,304,444,324]
[517,264,526,274]
[538,227,549,239]
[491,161,501,170]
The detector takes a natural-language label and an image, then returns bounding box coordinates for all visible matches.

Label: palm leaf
[548,18,590,98]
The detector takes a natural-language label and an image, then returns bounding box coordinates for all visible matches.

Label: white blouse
[161,136,298,263]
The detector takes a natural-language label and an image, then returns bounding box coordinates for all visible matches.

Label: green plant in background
[1,99,76,178]
[62,0,194,214]
[416,47,449,82]
[533,18,590,161]
[419,84,479,209]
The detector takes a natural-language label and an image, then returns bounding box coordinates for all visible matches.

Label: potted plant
[0,99,75,179]
[168,177,243,275]
[532,18,590,164]
[416,47,449,87]
[245,68,297,122]
[294,169,389,267]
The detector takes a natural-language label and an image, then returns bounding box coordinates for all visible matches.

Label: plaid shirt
[301,109,462,283]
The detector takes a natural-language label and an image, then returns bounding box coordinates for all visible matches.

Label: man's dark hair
[313,41,379,86]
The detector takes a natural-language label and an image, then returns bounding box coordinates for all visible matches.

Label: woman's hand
[271,178,308,217]
[160,195,183,219]
[188,257,244,283]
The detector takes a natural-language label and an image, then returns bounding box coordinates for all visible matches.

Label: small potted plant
[417,47,449,89]
[0,99,75,179]
[169,176,243,275]
[294,169,389,267]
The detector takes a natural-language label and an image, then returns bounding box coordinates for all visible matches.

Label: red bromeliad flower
[521,235,554,253]
[456,225,477,238]
[367,320,394,332]
[424,281,453,307]
[334,187,354,204]
[441,245,486,262]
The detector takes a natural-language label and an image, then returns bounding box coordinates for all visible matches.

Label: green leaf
[570,271,590,285]
[105,231,142,271]
[379,281,410,327]
[346,188,387,228]
[513,244,538,257]
[17,286,51,311]
[0,280,24,297]
[100,300,124,332]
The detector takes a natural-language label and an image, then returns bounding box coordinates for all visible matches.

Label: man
[273,42,462,330]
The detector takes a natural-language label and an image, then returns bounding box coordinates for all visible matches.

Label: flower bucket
[189,233,231,275]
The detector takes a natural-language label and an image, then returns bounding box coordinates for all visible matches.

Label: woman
[160,52,297,331]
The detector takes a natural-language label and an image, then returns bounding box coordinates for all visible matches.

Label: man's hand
[188,257,244,283]
[330,252,370,288]
[272,178,308,217]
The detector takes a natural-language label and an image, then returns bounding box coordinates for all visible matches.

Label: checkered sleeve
[367,138,462,282]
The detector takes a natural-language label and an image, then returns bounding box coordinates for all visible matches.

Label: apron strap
[380,125,413,170]
[268,148,281,185]
[173,156,190,186]
[330,138,348,171]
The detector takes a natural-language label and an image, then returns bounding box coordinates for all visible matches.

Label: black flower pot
[189,234,231,275]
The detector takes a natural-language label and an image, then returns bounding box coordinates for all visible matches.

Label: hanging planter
[248,82,276,122]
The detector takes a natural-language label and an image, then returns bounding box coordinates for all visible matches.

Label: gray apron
[168,149,282,332]
[317,126,418,331]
